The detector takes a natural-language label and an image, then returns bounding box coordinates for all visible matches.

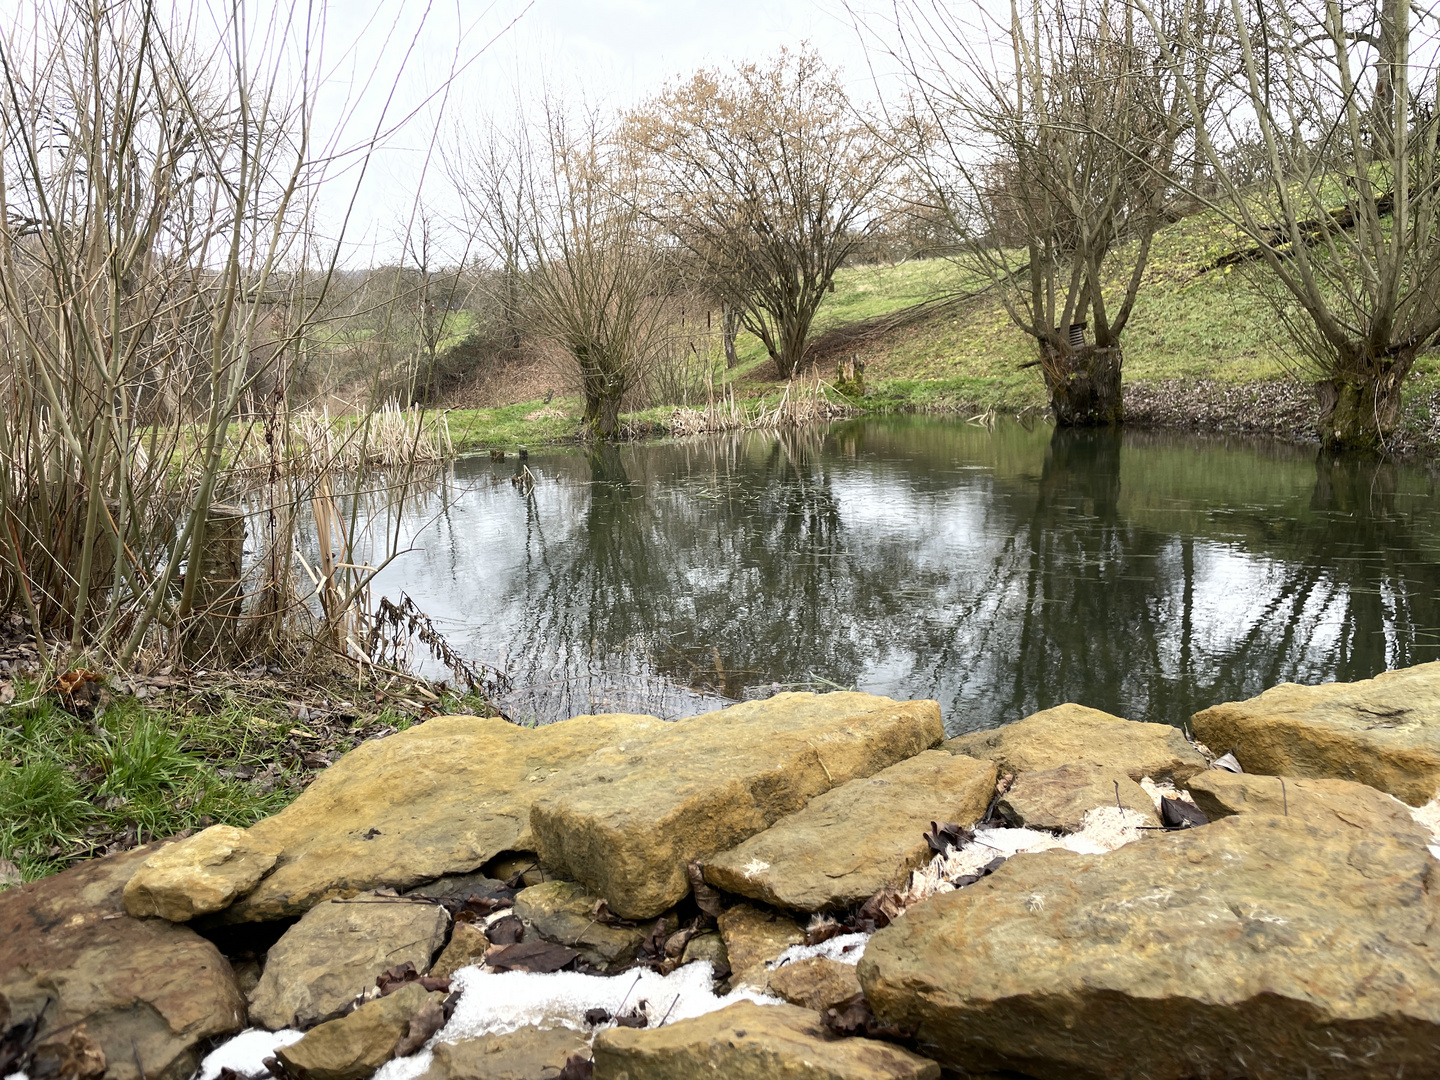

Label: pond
[352,416,1440,736]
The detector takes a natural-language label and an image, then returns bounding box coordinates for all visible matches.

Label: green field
[403,207,1440,454]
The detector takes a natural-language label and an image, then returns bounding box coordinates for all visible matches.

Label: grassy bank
[428,206,1440,456]
[0,672,490,887]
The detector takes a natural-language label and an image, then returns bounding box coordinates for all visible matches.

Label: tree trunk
[1042,345,1124,426]
[1315,346,1415,452]
[722,300,739,369]
[583,386,624,439]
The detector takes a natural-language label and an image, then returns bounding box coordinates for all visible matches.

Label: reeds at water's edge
[668,374,859,437]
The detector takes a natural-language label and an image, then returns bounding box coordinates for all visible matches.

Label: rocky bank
[5,670,1440,1080]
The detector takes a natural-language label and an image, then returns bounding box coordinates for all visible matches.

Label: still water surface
[355,417,1440,735]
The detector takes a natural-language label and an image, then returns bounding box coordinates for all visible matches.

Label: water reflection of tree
[934,429,1440,732]
[502,431,935,720]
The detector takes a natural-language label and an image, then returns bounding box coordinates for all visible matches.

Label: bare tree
[627,48,895,380]
[454,97,671,437]
[865,0,1212,424]
[1140,0,1440,451]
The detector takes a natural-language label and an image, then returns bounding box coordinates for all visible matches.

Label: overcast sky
[312,0,890,262]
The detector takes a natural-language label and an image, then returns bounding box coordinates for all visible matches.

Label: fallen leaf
[612,1009,648,1029]
[686,861,724,918]
[1160,797,1209,830]
[26,1024,106,1080]
[393,999,446,1057]
[924,820,972,856]
[583,1008,611,1026]
[823,994,910,1040]
[484,915,524,946]
[485,940,581,973]
[557,1055,594,1080]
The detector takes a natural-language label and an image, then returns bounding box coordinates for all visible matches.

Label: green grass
[0,682,479,886]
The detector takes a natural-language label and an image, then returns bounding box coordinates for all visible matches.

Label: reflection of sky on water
[345,418,1440,733]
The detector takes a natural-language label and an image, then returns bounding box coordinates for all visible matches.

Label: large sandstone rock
[0,847,245,1080]
[418,1027,590,1080]
[592,1000,939,1080]
[532,693,943,918]
[429,922,490,980]
[512,880,649,972]
[859,814,1440,1080]
[1191,663,1440,805]
[248,896,450,1030]
[123,825,283,921]
[276,982,445,1080]
[767,956,863,1012]
[1186,770,1426,837]
[705,751,996,912]
[227,713,669,921]
[946,704,1206,783]
[999,763,1160,831]
[717,903,803,993]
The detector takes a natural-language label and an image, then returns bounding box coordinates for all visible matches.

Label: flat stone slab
[998,763,1160,832]
[705,750,996,912]
[1186,770,1427,838]
[248,897,450,1030]
[418,1026,589,1080]
[859,814,1440,1079]
[592,1000,940,1080]
[123,825,283,921]
[226,713,669,920]
[532,693,944,918]
[1191,662,1440,804]
[0,847,245,1080]
[946,703,1206,784]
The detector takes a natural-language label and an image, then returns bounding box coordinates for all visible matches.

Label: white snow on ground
[904,805,1152,906]
[772,932,870,968]
[1138,776,1197,812]
[1410,796,1440,860]
[195,1028,303,1080]
[368,960,780,1080]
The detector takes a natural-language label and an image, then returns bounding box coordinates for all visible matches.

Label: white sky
[311,0,890,262]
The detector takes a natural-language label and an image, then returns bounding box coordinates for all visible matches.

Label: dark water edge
[354,416,1440,736]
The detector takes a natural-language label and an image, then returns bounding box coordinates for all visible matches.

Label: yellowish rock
[859,814,1440,1079]
[1191,662,1440,805]
[718,903,803,992]
[767,956,862,1012]
[592,1000,939,1080]
[417,1027,589,1080]
[945,703,1206,783]
[705,751,996,912]
[276,983,444,1080]
[122,826,283,922]
[1186,770,1428,838]
[429,922,490,980]
[532,693,944,919]
[998,763,1159,832]
[226,713,669,921]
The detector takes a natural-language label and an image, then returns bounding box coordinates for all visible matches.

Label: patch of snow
[1138,777,1197,814]
[5,1072,28,1080]
[371,960,781,1080]
[1410,796,1440,860]
[771,932,871,969]
[195,1028,304,1080]
[903,806,1152,907]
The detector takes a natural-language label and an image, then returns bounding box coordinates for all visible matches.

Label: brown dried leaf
[376,962,418,995]
[557,1055,594,1080]
[485,941,581,973]
[686,861,724,918]
[27,1024,106,1080]
[394,1000,446,1057]
[484,914,525,946]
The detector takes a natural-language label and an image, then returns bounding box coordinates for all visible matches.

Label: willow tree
[869,0,1213,424]
[454,101,669,437]
[1141,0,1440,451]
[626,49,894,380]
